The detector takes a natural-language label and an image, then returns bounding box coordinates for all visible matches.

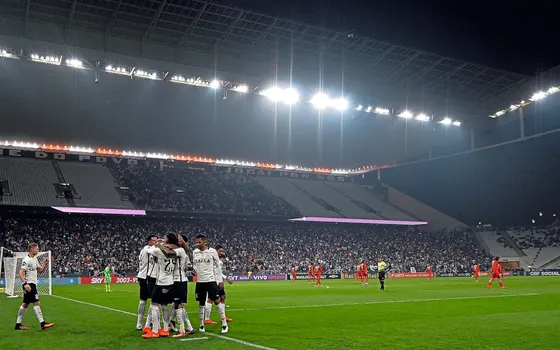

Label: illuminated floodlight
[233,85,248,93]
[356,105,363,111]
[171,75,186,82]
[31,54,61,65]
[509,104,519,111]
[530,91,547,101]
[397,110,413,119]
[365,106,372,113]
[310,93,330,109]
[135,70,158,80]
[548,86,559,95]
[452,121,461,126]
[495,110,506,117]
[210,79,221,89]
[261,87,284,102]
[489,114,497,119]
[283,88,299,105]
[416,113,429,122]
[330,97,349,111]
[65,58,83,68]
[374,107,390,115]
[439,118,452,125]
[0,49,16,59]
[105,65,129,75]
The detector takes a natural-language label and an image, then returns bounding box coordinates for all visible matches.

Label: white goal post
[0,247,52,298]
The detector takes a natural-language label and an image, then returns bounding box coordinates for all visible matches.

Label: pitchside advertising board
[0,277,78,286]
[289,273,341,280]
[0,148,348,182]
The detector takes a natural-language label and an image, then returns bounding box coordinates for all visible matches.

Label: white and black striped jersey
[138,245,158,279]
[173,247,190,283]
[146,246,176,286]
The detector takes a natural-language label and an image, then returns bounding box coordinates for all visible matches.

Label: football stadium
[0,1,559,349]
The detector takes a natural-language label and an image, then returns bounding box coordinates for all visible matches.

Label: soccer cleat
[221,325,229,334]
[199,325,206,333]
[41,323,55,330]
[142,330,159,339]
[170,320,178,333]
[172,332,186,338]
[136,326,143,331]
[157,329,170,337]
[15,324,30,331]
[186,329,196,335]
[500,286,507,289]
[204,319,217,325]
[142,327,151,334]
[226,317,232,322]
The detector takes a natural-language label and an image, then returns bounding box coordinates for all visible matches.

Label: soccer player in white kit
[168,234,195,338]
[14,243,54,331]
[193,234,229,334]
[141,233,179,339]
[136,234,158,331]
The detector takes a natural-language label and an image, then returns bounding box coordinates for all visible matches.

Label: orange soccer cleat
[172,332,186,338]
[41,323,55,330]
[226,317,233,322]
[15,325,30,331]
[158,329,170,337]
[204,319,218,325]
[142,330,159,339]
[142,327,151,334]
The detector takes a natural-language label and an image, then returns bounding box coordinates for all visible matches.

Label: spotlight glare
[66,58,83,68]
[365,106,372,113]
[439,118,452,125]
[495,110,506,117]
[530,91,547,101]
[374,107,390,115]
[210,79,221,89]
[548,86,559,95]
[356,105,363,111]
[452,121,461,126]
[416,113,429,122]
[330,97,349,111]
[235,85,249,93]
[262,87,284,102]
[283,88,299,105]
[397,110,413,119]
[509,104,519,111]
[310,92,330,109]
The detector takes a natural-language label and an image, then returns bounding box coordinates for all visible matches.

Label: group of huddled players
[136,233,232,339]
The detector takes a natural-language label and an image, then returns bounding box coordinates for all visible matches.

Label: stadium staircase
[51,160,76,206]
[287,179,345,217]
[499,230,526,257]
[254,177,341,217]
[541,255,560,269]
[323,182,386,219]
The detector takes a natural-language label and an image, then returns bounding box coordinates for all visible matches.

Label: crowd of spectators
[1,215,489,276]
[112,164,299,217]
[509,228,560,249]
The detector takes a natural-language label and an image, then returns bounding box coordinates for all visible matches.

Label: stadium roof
[0,0,530,109]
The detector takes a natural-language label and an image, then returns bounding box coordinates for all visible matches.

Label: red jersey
[498,263,503,273]
[426,265,433,273]
[492,260,500,274]
[308,265,314,275]
[315,265,323,275]
[473,264,480,273]
[291,267,296,275]
[362,263,368,273]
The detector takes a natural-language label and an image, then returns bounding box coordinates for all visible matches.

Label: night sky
[225,0,560,75]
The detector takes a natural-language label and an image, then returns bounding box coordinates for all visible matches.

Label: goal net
[0,247,52,298]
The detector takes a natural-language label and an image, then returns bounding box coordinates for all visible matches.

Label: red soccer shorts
[491,272,500,279]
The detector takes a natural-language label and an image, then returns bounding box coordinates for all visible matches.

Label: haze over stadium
[0,1,559,349]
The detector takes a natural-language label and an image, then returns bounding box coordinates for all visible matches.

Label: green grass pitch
[1,277,559,349]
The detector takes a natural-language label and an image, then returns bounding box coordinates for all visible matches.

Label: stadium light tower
[330,97,348,111]
[397,110,413,119]
[310,93,330,110]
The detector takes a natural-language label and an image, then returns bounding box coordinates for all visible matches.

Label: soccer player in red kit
[291,265,297,283]
[499,263,504,279]
[354,264,360,284]
[426,265,433,280]
[315,264,323,287]
[473,263,480,282]
[488,257,506,289]
[307,263,315,284]
[360,261,369,285]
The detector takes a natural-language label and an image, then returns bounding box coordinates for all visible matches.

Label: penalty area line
[50,295,276,350]
[179,337,209,342]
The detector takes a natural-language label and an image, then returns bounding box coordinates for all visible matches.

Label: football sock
[16,306,27,324]
[33,306,44,323]
[144,307,152,328]
[183,309,193,331]
[137,300,146,327]
[198,305,205,327]
[217,303,227,327]
[205,302,212,320]
[150,305,160,332]
[160,305,169,331]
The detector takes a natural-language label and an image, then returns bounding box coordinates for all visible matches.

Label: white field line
[51,295,276,350]
[225,293,542,312]
[179,337,208,341]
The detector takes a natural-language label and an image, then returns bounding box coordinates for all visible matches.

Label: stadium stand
[0,157,67,207]
[0,216,489,276]
[254,177,342,217]
[329,182,415,221]
[58,162,135,209]
[113,164,300,216]
[474,231,518,258]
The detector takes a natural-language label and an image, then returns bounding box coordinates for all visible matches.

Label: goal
[0,247,52,298]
